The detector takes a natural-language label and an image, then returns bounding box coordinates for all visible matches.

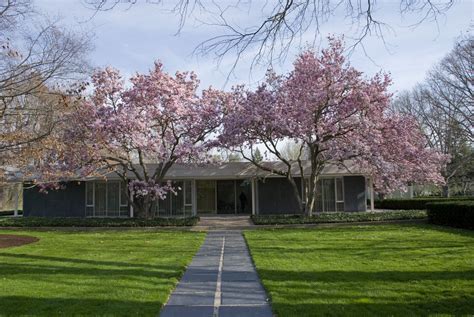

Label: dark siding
[23,182,86,217]
[257,177,302,215]
[343,176,366,212]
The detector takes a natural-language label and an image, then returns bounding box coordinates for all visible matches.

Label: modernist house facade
[22,161,375,218]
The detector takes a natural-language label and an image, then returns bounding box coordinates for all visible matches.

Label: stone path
[160,231,272,317]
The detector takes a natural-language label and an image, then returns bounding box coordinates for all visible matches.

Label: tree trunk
[133,196,152,219]
[287,176,304,213]
[442,184,450,198]
[306,170,321,217]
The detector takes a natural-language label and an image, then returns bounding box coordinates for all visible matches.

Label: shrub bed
[0,216,199,227]
[427,201,474,230]
[375,197,473,210]
[251,210,427,225]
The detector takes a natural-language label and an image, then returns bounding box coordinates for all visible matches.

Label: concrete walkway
[160,231,272,317]
[192,215,254,231]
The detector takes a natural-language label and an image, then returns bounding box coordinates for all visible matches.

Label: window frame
[335,177,345,212]
[85,181,128,218]
[319,177,345,212]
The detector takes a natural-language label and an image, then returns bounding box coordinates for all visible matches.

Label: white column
[255,179,259,215]
[129,190,134,218]
[370,177,375,212]
[234,180,237,214]
[251,179,256,215]
[192,179,197,216]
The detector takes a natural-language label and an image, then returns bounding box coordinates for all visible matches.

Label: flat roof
[7,160,367,183]
[100,160,366,180]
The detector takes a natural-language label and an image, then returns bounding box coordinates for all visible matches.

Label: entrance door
[236,180,252,214]
[217,180,236,214]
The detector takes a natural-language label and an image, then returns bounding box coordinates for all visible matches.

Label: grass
[0,229,205,316]
[245,224,474,316]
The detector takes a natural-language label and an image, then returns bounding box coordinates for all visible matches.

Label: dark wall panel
[23,182,86,217]
[343,176,366,212]
[257,177,302,215]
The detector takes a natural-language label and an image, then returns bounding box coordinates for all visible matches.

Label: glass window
[336,178,344,202]
[158,193,172,217]
[197,180,216,214]
[120,182,128,206]
[337,202,345,212]
[94,182,106,217]
[86,206,94,217]
[184,181,192,205]
[86,182,94,206]
[184,205,193,217]
[107,182,120,217]
[87,181,129,217]
[172,193,183,216]
[322,178,336,212]
[217,180,236,214]
[119,206,129,217]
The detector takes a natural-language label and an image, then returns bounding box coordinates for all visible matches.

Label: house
[0,183,22,215]
[22,161,375,217]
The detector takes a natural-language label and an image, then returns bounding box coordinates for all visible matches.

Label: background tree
[0,0,91,183]
[252,148,263,163]
[220,38,446,214]
[393,34,473,196]
[280,141,307,161]
[39,62,227,218]
[218,149,242,162]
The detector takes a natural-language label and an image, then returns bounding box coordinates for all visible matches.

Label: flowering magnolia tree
[220,38,446,215]
[42,62,227,218]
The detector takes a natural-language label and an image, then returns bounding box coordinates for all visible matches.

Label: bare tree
[280,141,307,161]
[84,0,455,70]
[393,35,473,196]
[0,0,92,183]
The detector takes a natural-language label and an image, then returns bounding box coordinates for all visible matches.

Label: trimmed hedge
[427,201,474,230]
[375,197,473,210]
[0,216,199,227]
[251,210,427,225]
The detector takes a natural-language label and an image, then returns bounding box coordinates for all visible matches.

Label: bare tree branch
[84,0,455,73]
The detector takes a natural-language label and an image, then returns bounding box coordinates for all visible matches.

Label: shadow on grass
[0,261,180,280]
[256,222,474,236]
[0,253,190,315]
[258,269,474,316]
[0,296,163,316]
[417,223,474,238]
[273,298,474,316]
[0,252,179,270]
[258,269,474,283]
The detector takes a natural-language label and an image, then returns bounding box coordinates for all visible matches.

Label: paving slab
[160,305,215,317]
[219,305,274,317]
[160,231,272,317]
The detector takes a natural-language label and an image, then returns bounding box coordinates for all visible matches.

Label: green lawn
[245,224,474,316]
[0,230,205,316]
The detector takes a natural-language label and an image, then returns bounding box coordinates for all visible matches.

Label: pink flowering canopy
[42,61,228,218]
[220,37,446,213]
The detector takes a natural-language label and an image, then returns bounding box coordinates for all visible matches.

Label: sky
[37,0,473,94]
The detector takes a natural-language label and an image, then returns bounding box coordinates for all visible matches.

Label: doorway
[236,180,251,214]
[197,179,252,215]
